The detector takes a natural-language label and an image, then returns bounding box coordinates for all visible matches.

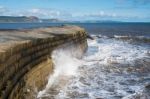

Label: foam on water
[86,37,149,65]
[37,35,150,99]
[37,48,83,98]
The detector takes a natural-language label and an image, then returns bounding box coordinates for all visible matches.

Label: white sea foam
[37,35,150,99]
[114,35,130,38]
[86,37,149,65]
[37,48,84,98]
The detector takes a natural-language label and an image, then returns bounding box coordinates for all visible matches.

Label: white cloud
[0,6,9,15]
[25,8,61,17]
[0,6,147,21]
[71,11,147,21]
[0,6,72,19]
[17,8,72,19]
[73,11,118,18]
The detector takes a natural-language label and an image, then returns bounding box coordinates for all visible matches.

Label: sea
[0,23,150,99]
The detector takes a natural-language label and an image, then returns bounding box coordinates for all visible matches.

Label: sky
[0,0,150,22]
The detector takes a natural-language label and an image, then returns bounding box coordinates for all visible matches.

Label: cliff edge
[0,25,87,99]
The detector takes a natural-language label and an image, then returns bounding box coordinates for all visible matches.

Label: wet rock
[145,83,150,89]
[96,35,102,38]
[87,34,94,40]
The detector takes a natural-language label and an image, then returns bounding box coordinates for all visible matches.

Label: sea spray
[57,36,149,99]
[86,37,149,65]
[38,35,150,99]
[37,48,84,98]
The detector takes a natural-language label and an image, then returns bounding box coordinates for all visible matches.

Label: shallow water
[37,35,150,99]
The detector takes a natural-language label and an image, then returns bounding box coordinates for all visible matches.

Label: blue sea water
[0,22,150,37]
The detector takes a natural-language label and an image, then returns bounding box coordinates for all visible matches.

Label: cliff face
[0,25,87,99]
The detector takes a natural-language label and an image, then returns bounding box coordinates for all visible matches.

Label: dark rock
[145,83,150,89]
[87,34,94,40]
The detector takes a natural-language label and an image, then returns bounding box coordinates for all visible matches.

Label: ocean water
[37,37,150,99]
[0,22,150,38]
[0,23,149,99]
[37,23,150,99]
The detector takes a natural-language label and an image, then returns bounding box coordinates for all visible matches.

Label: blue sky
[0,0,150,22]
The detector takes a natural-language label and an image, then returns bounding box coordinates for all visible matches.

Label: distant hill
[68,20,121,23]
[41,18,67,23]
[0,16,41,23]
[0,16,67,23]
[0,16,121,23]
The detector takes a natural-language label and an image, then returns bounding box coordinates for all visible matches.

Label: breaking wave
[37,35,150,99]
[91,34,150,43]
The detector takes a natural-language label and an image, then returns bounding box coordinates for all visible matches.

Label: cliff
[0,25,87,99]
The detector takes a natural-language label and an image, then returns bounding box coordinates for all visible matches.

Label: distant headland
[1,16,148,23]
[0,16,122,23]
[0,16,65,23]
